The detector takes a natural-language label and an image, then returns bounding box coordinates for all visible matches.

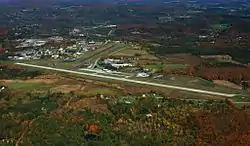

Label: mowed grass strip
[7,82,52,91]
[111,48,159,60]
[231,94,250,102]
[146,63,188,70]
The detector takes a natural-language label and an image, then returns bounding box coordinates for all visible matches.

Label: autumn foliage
[163,65,250,84]
[0,64,41,79]
[163,65,197,76]
[197,67,250,84]
[0,64,25,79]
[87,124,102,135]
[196,100,250,145]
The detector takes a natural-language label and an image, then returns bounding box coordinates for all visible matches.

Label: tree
[134,53,141,57]
[241,81,249,90]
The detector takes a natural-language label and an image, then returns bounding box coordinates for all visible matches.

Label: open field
[7,82,43,90]
[132,74,246,95]
[82,84,121,96]
[11,59,79,70]
[1,73,120,96]
[110,48,159,60]
[213,80,242,90]
[163,53,201,65]
[231,94,250,102]
[145,63,188,71]
[4,82,52,92]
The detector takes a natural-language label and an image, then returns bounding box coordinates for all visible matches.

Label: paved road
[91,58,100,69]
[15,62,236,97]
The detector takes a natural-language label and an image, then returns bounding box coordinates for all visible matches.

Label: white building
[52,55,59,59]
[105,25,117,28]
[136,73,150,78]
[49,36,64,42]
[111,63,133,68]
[0,86,7,92]
[88,40,96,44]
[104,58,121,64]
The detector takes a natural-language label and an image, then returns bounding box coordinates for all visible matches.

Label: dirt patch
[123,86,152,95]
[0,80,5,85]
[65,97,110,114]
[213,80,242,90]
[0,79,57,85]
[55,78,83,85]
[137,59,161,66]
[164,53,201,65]
[81,83,120,97]
[0,74,59,85]
[52,85,83,93]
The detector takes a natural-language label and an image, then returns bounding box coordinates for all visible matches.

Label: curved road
[15,62,236,97]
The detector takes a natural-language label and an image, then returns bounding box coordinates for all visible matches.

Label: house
[104,58,121,64]
[105,25,117,28]
[111,63,133,68]
[136,73,150,78]
[52,55,59,59]
[88,41,95,44]
[15,56,25,60]
[0,86,7,92]
[44,50,52,55]
[103,58,134,69]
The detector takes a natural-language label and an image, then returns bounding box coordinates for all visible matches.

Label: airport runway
[15,62,236,97]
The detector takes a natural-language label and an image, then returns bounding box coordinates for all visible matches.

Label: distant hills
[1,0,249,5]
[0,0,170,4]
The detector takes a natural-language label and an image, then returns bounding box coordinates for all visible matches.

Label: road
[179,98,250,103]
[91,58,100,69]
[15,62,237,97]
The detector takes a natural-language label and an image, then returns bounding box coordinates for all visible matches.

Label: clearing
[213,80,242,90]
[110,48,159,61]
[145,63,188,71]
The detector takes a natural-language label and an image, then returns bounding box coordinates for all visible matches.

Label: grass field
[231,94,250,102]
[7,82,52,91]
[132,74,244,94]
[165,64,188,70]
[110,48,159,60]
[10,61,246,96]
[145,63,188,71]
[18,59,79,70]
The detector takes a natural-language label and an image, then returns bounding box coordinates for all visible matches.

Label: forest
[162,65,250,86]
[0,64,41,79]
[1,89,250,145]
